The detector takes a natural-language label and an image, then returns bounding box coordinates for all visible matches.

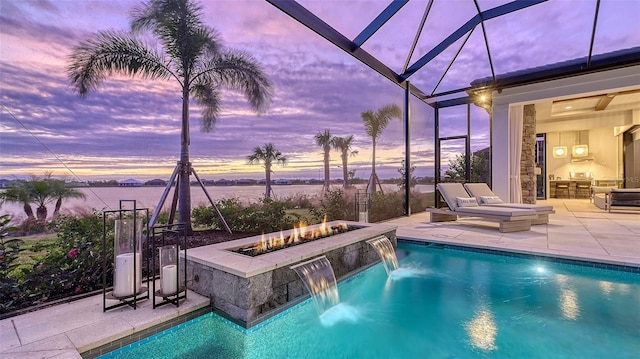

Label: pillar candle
[161,264,178,295]
[113,252,142,297]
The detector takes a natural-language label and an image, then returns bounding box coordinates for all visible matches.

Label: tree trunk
[54,198,62,217]
[36,205,47,222]
[178,84,192,234]
[342,152,348,188]
[323,150,330,191]
[265,163,272,198]
[369,138,377,193]
[23,203,35,220]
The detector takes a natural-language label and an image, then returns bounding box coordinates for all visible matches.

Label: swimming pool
[100,242,640,358]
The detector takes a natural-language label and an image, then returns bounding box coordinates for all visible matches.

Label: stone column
[521,104,537,204]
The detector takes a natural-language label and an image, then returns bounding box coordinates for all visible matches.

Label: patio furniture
[606,188,640,212]
[427,183,538,233]
[591,186,614,207]
[463,183,555,224]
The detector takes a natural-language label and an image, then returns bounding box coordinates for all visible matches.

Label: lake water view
[0,184,434,221]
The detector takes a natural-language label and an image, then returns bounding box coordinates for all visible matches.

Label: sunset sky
[1,0,639,182]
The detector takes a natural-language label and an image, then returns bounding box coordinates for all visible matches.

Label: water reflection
[465,305,498,351]
[556,274,580,320]
[599,281,613,296]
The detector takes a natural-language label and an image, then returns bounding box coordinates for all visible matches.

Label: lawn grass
[16,233,58,267]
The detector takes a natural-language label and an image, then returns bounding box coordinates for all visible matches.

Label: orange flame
[248,217,348,255]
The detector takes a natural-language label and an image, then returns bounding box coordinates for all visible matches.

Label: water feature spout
[291,255,340,316]
[366,236,399,276]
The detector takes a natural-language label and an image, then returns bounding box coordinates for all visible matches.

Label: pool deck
[1,198,638,358]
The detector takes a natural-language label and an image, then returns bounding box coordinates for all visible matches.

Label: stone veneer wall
[186,229,396,328]
[521,104,537,204]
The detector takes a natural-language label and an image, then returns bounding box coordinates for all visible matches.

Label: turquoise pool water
[101,243,640,359]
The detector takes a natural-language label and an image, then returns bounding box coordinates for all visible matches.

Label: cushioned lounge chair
[426,183,538,233]
[463,183,555,225]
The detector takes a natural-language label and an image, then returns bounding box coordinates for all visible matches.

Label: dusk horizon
[2,0,639,183]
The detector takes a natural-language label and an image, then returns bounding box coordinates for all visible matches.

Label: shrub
[278,193,314,209]
[17,218,49,236]
[193,197,302,233]
[309,188,355,222]
[0,215,24,314]
[19,212,111,308]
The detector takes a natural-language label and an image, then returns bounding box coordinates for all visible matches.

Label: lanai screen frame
[266,0,618,215]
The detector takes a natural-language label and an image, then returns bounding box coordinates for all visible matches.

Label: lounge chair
[463,183,555,225]
[426,183,538,233]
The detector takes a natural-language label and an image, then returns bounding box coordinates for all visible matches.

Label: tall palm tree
[67,0,272,233]
[315,130,333,192]
[332,135,358,188]
[361,104,402,194]
[247,143,288,198]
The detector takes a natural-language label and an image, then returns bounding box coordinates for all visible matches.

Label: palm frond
[197,50,273,114]
[192,81,221,132]
[130,0,212,72]
[67,30,174,96]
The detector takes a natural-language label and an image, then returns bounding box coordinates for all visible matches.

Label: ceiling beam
[402,0,433,74]
[353,0,408,48]
[266,0,431,102]
[402,0,547,80]
[595,93,616,111]
[587,0,601,67]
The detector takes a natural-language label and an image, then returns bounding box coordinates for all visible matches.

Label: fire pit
[232,221,354,257]
[185,221,397,328]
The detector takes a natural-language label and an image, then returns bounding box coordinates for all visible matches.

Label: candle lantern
[355,190,370,223]
[159,245,178,295]
[113,219,143,297]
[152,223,187,308]
[102,200,150,311]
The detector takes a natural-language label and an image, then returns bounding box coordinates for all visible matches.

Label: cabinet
[549,180,592,199]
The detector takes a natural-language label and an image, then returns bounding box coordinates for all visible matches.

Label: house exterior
[144,179,167,186]
[478,51,640,201]
[119,179,142,187]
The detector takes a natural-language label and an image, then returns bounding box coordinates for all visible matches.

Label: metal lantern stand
[102,200,150,311]
[152,223,188,308]
[355,190,370,223]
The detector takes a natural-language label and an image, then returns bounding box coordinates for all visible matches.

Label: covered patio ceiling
[267,0,640,106]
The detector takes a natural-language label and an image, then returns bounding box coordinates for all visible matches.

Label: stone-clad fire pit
[232,221,354,257]
[185,221,397,328]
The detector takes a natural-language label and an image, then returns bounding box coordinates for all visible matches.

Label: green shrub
[193,197,302,233]
[278,193,314,209]
[0,215,24,314]
[19,212,111,308]
[309,188,355,222]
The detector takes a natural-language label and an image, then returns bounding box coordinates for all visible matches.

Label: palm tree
[361,104,402,194]
[0,181,35,220]
[332,135,358,188]
[67,0,272,233]
[0,175,81,221]
[247,143,288,198]
[315,130,334,192]
[50,180,86,218]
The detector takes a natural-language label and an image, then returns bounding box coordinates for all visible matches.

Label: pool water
[100,243,640,359]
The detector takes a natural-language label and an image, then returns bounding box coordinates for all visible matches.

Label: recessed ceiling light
[565,106,572,110]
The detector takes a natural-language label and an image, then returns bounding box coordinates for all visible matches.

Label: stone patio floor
[1,198,638,358]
